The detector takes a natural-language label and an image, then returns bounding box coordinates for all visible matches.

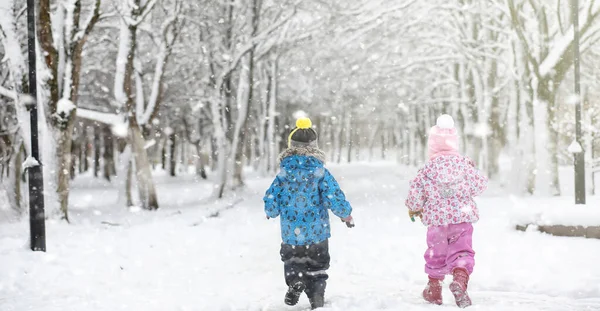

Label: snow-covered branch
[137,0,182,125]
[215,7,297,89]
[0,85,18,100]
[113,20,132,107]
[76,108,121,125]
[538,3,600,77]
[77,0,102,41]
[506,0,542,78]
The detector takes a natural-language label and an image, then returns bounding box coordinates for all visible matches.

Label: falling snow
[1,0,599,310]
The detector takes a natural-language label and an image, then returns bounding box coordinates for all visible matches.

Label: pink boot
[449,268,472,308]
[422,277,443,305]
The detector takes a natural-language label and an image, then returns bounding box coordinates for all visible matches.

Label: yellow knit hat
[288,117,317,148]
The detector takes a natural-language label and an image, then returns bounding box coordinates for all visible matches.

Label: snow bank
[508,195,600,227]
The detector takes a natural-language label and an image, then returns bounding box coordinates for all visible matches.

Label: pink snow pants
[425,223,475,279]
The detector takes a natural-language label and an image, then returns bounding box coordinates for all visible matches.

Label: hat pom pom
[436,114,454,129]
[296,117,312,129]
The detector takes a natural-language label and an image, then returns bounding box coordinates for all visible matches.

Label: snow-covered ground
[1,163,600,310]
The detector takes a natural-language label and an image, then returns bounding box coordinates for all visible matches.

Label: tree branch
[0,85,17,100]
[79,0,102,40]
[215,7,297,89]
[506,0,542,78]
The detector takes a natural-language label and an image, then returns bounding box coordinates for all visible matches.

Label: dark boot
[307,280,326,309]
[284,281,306,306]
[422,276,443,305]
[449,268,472,308]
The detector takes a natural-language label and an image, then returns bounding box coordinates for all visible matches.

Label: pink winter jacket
[405,155,488,227]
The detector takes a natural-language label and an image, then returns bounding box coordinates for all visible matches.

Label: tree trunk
[71,140,77,178]
[55,123,75,222]
[381,128,387,160]
[533,78,561,196]
[180,135,187,174]
[7,143,23,216]
[210,137,218,171]
[356,124,362,162]
[161,138,167,170]
[102,126,115,181]
[73,140,81,174]
[336,118,344,164]
[82,131,89,173]
[465,68,482,166]
[511,39,536,195]
[367,123,380,162]
[232,0,260,186]
[37,0,101,221]
[211,102,229,198]
[409,108,417,166]
[485,57,502,179]
[194,144,208,179]
[507,74,521,193]
[267,58,278,172]
[584,97,595,195]
[126,158,134,207]
[400,123,408,165]
[346,114,353,163]
[116,7,160,209]
[128,118,158,209]
[94,126,101,177]
[257,74,268,173]
[116,143,133,207]
[231,60,251,187]
[523,111,536,194]
[168,131,176,177]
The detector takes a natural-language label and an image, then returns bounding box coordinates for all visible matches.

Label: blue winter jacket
[264,147,352,246]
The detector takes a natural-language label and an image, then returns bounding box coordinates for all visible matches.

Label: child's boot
[449,268,472,308]
[422,276,443,305]
[284,281,306,306]
[307,280,326,309]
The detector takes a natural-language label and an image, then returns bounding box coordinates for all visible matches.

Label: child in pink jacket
[405,114,488,308]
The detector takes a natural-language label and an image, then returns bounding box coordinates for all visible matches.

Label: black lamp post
[572,0,586,205]
[27,0,47,251]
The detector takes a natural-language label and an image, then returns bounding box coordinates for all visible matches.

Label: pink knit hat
[428,114,460,159]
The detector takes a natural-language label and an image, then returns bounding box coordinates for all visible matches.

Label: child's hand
[408,210,422,222]
[341,215,355,228]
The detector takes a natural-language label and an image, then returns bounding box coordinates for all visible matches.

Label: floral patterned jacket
[405,155,488,227]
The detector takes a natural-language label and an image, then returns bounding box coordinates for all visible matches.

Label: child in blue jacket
[264,117,355,309]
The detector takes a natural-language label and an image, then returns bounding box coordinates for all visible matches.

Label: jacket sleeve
[319,169,352,218]
[468,167,488,197]
[264,177,282,218]
[405,170,426,211]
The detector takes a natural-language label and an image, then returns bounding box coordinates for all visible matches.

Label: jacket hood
[279,146,326,163]
[423,155,475,184]
[278,147,326,181]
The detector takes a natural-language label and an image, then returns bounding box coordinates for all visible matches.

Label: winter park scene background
[2,0,600,310]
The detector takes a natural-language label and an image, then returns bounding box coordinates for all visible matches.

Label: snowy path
[1,164,600,310]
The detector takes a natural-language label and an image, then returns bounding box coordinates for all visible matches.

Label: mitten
[341,215,355,228]
[408,210,422,222]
